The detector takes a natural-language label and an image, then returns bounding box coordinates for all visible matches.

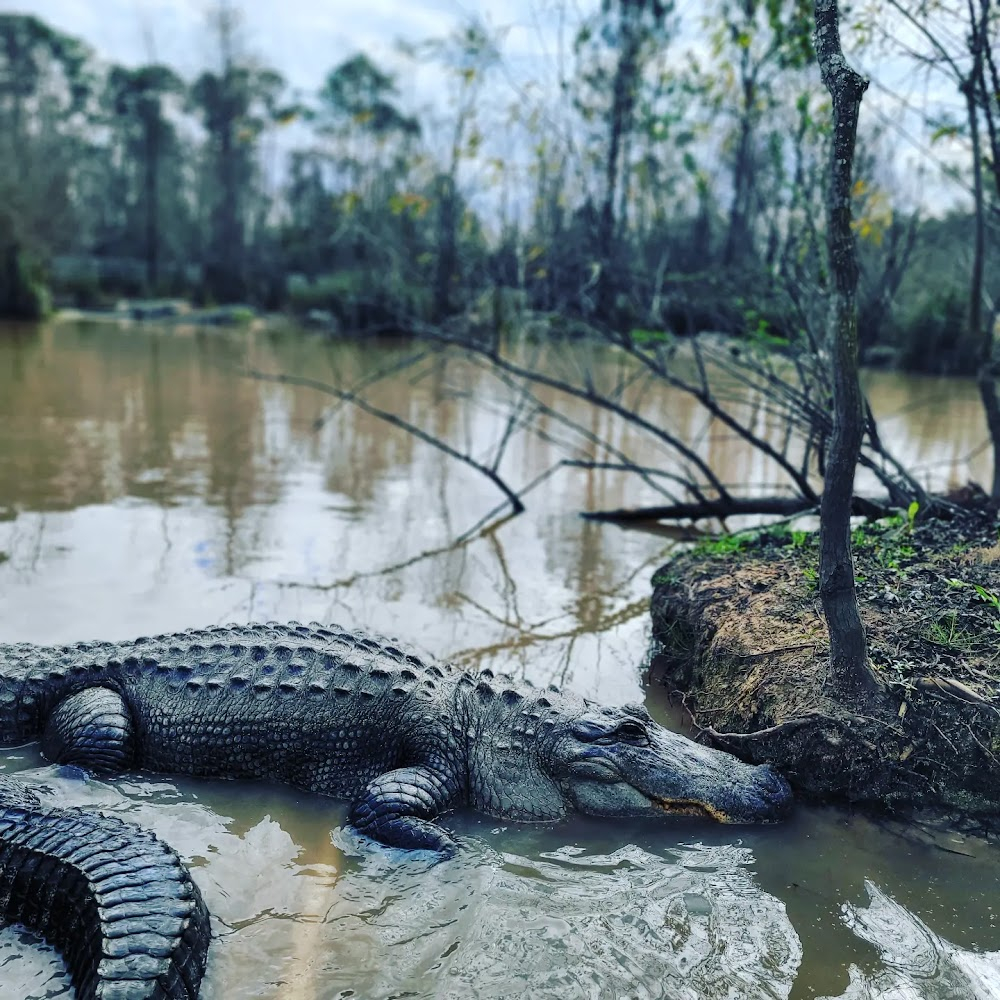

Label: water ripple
[303,838,801,1000]
[819,880,1000,1000]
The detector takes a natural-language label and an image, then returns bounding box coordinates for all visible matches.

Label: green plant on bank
[764,523,818,584]
[743,308,789,350]
[851,502,919,573]
[226,306,255,325]
[693,533,752,557]
[790,528,811,549]
[629,327,673,347]
[926,609,971,648]
[947,578,1000,634]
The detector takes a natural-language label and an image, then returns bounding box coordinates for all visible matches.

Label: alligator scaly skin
[0,620,792,998]
[0,621,792,856]
[0,781,210,999]
[1,623,467,843]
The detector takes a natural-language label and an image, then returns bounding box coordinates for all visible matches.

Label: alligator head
[545,704,791,824]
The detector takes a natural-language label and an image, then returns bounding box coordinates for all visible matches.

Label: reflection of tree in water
[0,324,294,572]
[0,326,109,510]
[307,341,448,505]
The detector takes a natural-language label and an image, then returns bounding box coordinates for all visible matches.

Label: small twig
[964,722,1000,765]
[929,721,962,756]
[698,714,827,746]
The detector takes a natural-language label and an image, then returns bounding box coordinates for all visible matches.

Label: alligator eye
[571,717,650,746]
[615,720,650,745]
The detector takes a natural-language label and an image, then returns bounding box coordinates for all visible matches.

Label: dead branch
[583,493,890,523]
[244,367,526,516]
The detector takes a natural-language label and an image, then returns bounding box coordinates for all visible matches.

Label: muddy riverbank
[651,495,1000,836]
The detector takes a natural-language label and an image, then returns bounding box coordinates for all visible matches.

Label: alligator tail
[0,796,211,999]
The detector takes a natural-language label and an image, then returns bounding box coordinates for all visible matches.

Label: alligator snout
[748,763,794,821]
[711,762,793,824]
[647,728,794,825]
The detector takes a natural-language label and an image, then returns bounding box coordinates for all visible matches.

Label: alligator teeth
[651,798,730,822]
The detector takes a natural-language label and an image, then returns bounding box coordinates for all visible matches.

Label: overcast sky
[3,0,555,95]
[4,0,973,212]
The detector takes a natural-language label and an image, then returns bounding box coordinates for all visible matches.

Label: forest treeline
[0,3,997,375]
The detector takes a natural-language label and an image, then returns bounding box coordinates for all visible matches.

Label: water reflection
[821,881,1000,1000]
[0,320,997,999]
[0,761,803,1000]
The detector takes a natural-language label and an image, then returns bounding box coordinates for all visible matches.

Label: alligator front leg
[348,766,460,855]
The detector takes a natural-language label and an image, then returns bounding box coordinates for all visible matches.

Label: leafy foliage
[0,2,992,386]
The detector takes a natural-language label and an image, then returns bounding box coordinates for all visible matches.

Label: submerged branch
[583,493,890,524]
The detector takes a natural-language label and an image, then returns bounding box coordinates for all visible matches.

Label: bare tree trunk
[596,17,640,319]
[144,110,159,292]
[814,0,881,696]
[724,8,757,267]
[967,2,1000,499]
[433,75,470,322]
[209,2,244,303]
[433,173,457,320]
[216,92,243,300]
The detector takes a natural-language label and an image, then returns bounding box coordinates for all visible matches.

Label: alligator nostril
[757,765,793,812]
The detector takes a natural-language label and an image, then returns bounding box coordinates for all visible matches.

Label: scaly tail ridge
[0,793,210,999]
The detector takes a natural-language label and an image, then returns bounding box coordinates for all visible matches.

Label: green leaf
[930,125,961,144]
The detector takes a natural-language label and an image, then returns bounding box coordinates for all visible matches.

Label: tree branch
[244,366,525,516]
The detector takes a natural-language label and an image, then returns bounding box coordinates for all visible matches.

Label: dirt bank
[650,497,1000,835]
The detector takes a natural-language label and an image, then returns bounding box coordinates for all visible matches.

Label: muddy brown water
[0,320,996,1000]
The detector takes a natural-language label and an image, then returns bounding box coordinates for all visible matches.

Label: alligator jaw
[649,796,731,822]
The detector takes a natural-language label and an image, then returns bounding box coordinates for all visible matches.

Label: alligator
[0,777,210,999]
[0,622,792,856]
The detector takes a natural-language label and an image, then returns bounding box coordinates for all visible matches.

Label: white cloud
[6,0,514,91]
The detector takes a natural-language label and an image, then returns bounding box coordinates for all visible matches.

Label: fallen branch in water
[582,494,891,524]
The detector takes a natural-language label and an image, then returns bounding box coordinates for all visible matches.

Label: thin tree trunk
[814,0,880,696]
[596,20,640,319]
[434,88,469,322]
[724,22,756,266]
[218,99,242,300]
[144,110,159,292]
[966,3,1000,498]
[433,174,457,320]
